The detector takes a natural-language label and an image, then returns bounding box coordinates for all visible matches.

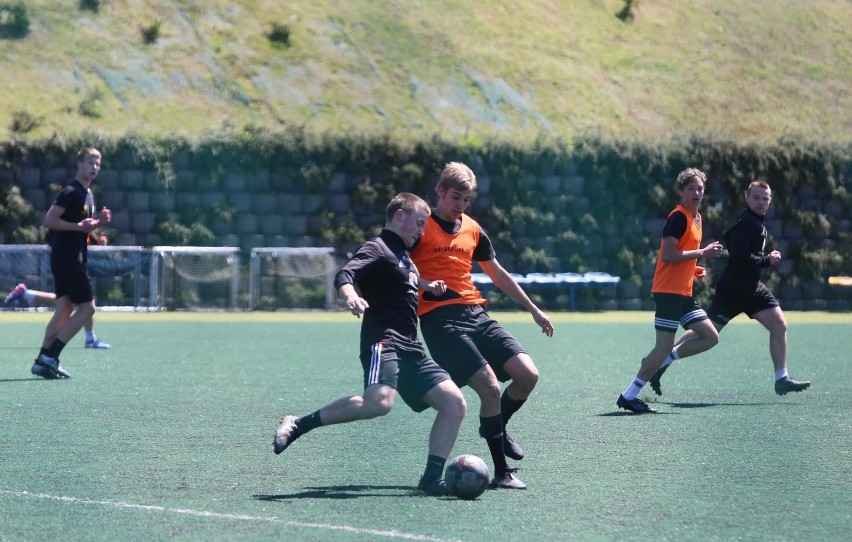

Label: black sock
[295,411,323,435]
[480,414,508,474]
[501,391,527,428]
[423,454,446,482]
[45,339,66,359]
[38,347,47,357]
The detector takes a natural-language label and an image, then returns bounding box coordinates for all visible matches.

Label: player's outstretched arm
[479,258,554,337]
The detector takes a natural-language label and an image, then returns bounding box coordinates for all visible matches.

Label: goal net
[0,245,152,310]
[249,247,337,310]
[0,245,335,311]
[151,246,241,311]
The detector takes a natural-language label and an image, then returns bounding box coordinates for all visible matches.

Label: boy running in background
[616,168,723,413]
[650,180,810,396]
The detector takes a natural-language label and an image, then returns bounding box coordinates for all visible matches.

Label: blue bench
[471,272,620,311]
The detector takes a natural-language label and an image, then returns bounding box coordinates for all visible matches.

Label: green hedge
[2,130,850,309]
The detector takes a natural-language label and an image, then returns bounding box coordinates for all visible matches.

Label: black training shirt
[46,180,91,263]
[716,208,771,293]
[334,229,422,349]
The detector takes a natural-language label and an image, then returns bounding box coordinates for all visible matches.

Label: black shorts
[652,293,708,332]
[419,304,526,387]
[708,282,779,325]
[51,256,93,305]
[360,340,450,413]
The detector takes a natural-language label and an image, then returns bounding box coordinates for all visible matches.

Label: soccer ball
[444,454,490,500]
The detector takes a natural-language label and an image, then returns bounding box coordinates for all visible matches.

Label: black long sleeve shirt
[716,208,772,294]
[334,229,423,351]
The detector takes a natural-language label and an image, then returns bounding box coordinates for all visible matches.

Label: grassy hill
[1,0,850,142]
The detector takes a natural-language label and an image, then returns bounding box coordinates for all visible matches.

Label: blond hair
[437,162,477,193]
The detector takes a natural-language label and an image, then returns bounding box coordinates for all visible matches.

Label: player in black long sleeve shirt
[272,193,467,496]
[652,180,810,396]
[715,207,773,294]
[333,229,422,352]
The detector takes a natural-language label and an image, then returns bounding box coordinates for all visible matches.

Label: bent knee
[508,355,540,390]
[447,389,467,418]
[363,399,393,419]
[470,371,501,402]
[770,320,788,335]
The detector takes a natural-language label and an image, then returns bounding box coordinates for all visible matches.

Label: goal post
[87,245,151,308]
[249,247,336,310]
[151,246,241,311]
[0,244,152,310]
[1,244,337,311]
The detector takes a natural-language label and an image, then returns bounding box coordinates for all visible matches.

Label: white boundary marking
[0,489,462,542]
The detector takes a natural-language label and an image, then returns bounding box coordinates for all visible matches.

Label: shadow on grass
[254,484,417,501]
[660,401,794,408]
[599,399,798,415]
[598,411,678,416]
[0,378,54,383]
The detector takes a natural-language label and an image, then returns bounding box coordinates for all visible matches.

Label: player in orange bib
[616,168,723,413]
[411,162,554,490]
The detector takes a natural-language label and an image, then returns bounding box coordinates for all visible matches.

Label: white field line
[0,489,462,542]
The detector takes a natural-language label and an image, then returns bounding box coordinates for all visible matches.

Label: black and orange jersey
[410,212,494,317]
[651,205,703,297]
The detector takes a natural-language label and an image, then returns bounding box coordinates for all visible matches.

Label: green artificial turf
[0,312,849,541]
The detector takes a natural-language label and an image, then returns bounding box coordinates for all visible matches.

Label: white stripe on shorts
[654,316,679,332]
[680,308,707,326]
[367,342,383,386]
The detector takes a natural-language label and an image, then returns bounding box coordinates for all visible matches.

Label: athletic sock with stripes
[480,414,508,474]
[622,377,647,400]
[422,454,446,483]
[296,410,323,435]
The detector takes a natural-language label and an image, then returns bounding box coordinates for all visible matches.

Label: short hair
[77,147,101,162]
[675,168,707,192]
[747,180,772,195]
[386,192,430,223]
[437,162,477,193]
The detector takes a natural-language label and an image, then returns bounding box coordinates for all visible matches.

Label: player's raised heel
[273,415,300,454]
[774,376,811,396]
[616,394,656,414]
[503,432,525,461]
[649,364,669,396]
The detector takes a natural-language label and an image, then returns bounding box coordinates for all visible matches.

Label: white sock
[86,331,96,342]
[622,377,647,400]
[662,348,680,368]
[23,290,36,303]
[775,368,788,380]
